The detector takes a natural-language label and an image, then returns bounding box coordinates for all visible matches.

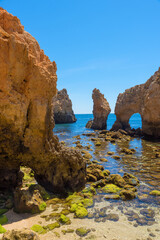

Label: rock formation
[0,8,86,193]
[112,68,160,139]
[53,88,77,123]
[2,229,40,240]
[86,88,111,130]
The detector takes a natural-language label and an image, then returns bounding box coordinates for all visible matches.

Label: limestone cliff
[53,88,77,123]
[86,88,111,130]
[112,68,160,139]
[0,8,86,193]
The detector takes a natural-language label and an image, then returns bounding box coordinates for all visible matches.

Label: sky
[1,0,160,113]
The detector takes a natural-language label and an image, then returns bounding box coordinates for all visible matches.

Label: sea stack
[53,88,77,123]
[112,67,160,139]
[0,8,86,193]
[86,88,111,130]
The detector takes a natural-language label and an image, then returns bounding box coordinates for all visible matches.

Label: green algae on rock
[59,214,71,224]
[75,205,88,218]
[61,229,74,234]
[39,202,46,211]
[31,224,47,234]
[82,198,94,208]
[0,215,8,225]
[0,224,6,233]
[102,184,121,194]
[46,222,60,230]
[76,227,91,237]
[149,190,160,196]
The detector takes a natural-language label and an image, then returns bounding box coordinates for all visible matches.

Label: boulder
[2,229,40,240]
[112,68,160,139]
[86,88,111,130]
[53,88,77,123]
[0,8,86,193]
[13,187,46,214]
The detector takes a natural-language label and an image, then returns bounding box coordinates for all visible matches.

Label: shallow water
[53,113,160,239]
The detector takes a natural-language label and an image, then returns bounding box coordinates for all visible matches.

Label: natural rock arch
[112,68,160,139]
[129,113,142,129]
[0,8,86,193]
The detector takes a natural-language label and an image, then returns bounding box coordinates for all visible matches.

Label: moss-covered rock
[31,224,47,234]
[39,202,46,211]
[75,206,88,218]
[46,222,60,230]
[0,224,6,233]
[60,209,70,215]
[61,229,74,234]
[0,215,8,225]
[82,198,94,208]
[59,214,71,225]
[76,227,90,237]
[149,190,160,196]
[102,184,121,194]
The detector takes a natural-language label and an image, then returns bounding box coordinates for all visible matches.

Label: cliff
[112,68,160,139]
[53,88,77,123]
[0,8,86,193]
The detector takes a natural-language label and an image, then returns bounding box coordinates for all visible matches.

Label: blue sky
[1,0,160,113]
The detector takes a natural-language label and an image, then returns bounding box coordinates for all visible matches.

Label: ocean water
[54,113,142,139]
[53,113,160,238]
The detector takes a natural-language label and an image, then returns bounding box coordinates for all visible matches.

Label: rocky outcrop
[112,68,160,139]
[13,187,45,213]
[86,88,111,130]
[0,8,86,193]
[53,88,77,123]
[2,229,40,240]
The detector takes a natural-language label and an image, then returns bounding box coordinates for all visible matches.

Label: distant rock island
[112,67,160,139]
[53,88,77,124]
[86,88,111,130]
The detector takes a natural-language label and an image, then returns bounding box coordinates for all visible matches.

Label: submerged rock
[112,67,160,139]
[86,88,111,130]
[53,88,77,123]
[0,8,86,193]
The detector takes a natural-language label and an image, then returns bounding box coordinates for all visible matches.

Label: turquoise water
[54,113,142,139]
[54,113,160,208]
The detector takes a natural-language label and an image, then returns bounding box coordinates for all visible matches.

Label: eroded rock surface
[2,229,40,240]
[53,88,76,123]
[112,68,160,138]
[0,8,86,193]
[86,88,111,130]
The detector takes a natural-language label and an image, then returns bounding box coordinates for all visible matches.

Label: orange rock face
[86,88,111,130]
[112,68,160,139]
[0,8,86,192]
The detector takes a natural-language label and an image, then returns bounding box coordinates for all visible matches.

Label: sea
[54,113,142,139]
[53,113,160,238]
